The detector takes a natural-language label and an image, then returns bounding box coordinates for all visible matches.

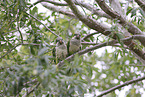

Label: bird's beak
[76,35,80,39]
[59,40,63,44]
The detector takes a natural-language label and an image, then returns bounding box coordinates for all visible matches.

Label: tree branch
[24,12,60,37]
[64,0,111,35]
[57,36,133,67]
[64,0,145,64]
[73,0,112,19]
[81,42,98,45]
[135,0,145,12]
[82,32,99,41]
[29,0,44,8]
[17,25,23,43]
[133,35,145,46]
[95,0,143,35]
[109,0,124,17]
[40,0,67,6]
[127,64,145,67]
[39,0,112,19]
[97,76,145,97]
[82,34,145,45]
[1,30,17,35]
[41,3,77,19]
[0,43,41,59]
[23,82,40,97]
[0,44,21,59]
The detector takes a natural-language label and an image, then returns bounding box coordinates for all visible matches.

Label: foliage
[0,0,145,96]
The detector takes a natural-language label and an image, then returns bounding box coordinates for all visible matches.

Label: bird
[67,33,81,56]
[53,37,68,63]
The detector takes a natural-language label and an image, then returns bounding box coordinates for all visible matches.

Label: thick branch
[39,0,112,19]
[97,76,145,97]
[73,0,112,19]
[135,0,145,12]
[109,0,124,17]
[64,0,111,35]
[133,35,145,46]
[64,0,145,63]
[95,0,143,35]
[41,3,76,19]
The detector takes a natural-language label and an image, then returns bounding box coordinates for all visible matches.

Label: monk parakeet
[53,37,68,63]
[67,33,81,56]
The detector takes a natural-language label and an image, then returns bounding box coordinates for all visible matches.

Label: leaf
[31,6,38,15]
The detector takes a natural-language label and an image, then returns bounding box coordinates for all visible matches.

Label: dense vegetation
[0,0,145,96]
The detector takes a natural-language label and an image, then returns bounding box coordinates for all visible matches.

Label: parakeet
[67,33,81,56]
[53,37,68,63]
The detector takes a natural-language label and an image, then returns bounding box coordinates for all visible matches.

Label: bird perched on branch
[67,33,81,56]
[53,37,68,63]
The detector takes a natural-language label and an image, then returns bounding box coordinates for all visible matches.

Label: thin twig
[24,12,59,37]
[96,76,145,97]
[29,0,47,9]
[16,8,23,43]
[23,82,40,97]
[17,25,23,43]
[81,42,97,45]
[27,82,40,96]
[0,44,21,59]
[127,64,145,67]
[23,79,38,86]
[1,30,17,35]
[0,43,40,59]
[40,0,67,6]
[82,32,99,40]
[22,43,41,46]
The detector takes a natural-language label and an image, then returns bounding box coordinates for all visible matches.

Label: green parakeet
[67,33,81,56]
[53,37,68,63]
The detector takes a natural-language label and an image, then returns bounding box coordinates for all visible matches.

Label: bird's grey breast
[71,39,81,46]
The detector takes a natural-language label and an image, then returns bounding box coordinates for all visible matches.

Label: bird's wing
[52,47,56,57]
[67,40,70,56]
[80,44,82,50]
